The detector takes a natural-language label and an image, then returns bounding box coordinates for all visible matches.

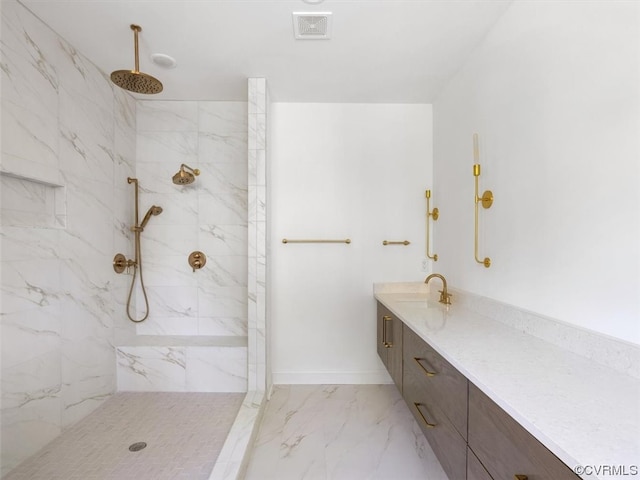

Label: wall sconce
[425,189,438,261]
[473,134,493,268]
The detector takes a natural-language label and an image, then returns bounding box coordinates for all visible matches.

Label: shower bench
[115,335,248,392]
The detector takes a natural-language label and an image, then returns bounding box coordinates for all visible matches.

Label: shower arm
[133,24,140,73]
[180,164,200,176]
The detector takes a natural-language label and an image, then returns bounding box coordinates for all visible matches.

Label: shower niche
[0,172,66,229]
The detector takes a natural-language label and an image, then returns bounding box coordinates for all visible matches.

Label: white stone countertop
[375,286,640,480]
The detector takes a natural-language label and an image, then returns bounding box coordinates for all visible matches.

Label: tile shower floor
[4,392,244,480]
[244,384,449,480]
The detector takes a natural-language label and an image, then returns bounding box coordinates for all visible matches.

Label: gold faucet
[424,273,452,305]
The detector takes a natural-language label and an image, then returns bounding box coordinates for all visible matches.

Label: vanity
[375,283,640,480]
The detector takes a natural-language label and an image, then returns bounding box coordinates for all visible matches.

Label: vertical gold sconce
[473,134,493,268]
[425,189,438,261]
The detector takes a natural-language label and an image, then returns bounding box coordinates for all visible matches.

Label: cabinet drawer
[404,359,467,480]
[467,447,494,480]
[469,383,580,480]
[403,324,468,439]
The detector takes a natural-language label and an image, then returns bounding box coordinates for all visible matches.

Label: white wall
[270,103,432,383]
[433,1,639,344]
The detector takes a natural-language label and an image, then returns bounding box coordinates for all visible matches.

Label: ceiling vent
[292,12,332,40]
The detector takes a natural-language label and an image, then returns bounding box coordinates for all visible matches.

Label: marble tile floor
[244,384,449,480]
[4,392,244,480]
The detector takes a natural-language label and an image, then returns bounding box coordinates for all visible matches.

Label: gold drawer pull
[514,476,528,480]
[413,357,437,377]
[413,402,437,428]
[382,315,393,348]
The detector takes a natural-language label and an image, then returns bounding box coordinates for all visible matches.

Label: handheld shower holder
[114,177,163,323]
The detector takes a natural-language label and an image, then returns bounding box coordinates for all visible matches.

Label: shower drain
[128,442,147,452]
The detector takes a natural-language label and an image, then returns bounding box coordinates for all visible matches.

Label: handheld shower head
[173,164,200,185]
[140,205,163,230]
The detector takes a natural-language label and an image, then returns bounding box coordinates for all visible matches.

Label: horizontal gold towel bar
[383,240,410,246]
[282,238,351,244]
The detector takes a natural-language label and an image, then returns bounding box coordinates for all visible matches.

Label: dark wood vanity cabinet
[467,447,493,480]
[404,351,467,480]
[403,324,468,439]
[468,383,580,480]
[375,300,581,480]
[376,303,403,389]
[403,323,468,480]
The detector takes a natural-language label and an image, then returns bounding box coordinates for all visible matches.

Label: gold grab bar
[413,402,437,428]
[383,240,410,246]
[473,134,493,268]
[282,238,351,244]
[413,357,437,377]
[426,189,438,261]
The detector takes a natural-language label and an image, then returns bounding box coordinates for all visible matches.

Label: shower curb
[208,390,267,480]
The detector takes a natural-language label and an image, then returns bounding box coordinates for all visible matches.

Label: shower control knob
[188,251,206,272]
[113,253,127,274]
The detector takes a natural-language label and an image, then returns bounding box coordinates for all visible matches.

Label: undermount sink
[392,299,449,330]
[395,300,429,304]
[394,299,440,308]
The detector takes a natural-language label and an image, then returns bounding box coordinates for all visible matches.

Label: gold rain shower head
[173,164,200,185]
[110,24,163,94]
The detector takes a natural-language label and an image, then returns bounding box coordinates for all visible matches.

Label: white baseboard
[272,370,393,385]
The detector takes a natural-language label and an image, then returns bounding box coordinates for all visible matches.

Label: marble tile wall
[247,78,267,393]
[116,346,248,393]
[118,101,249,392]
[0,0,136,475]
[133,100,248,339]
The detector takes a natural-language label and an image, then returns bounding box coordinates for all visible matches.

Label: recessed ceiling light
[150,53,177,69]
[302,0,325,4]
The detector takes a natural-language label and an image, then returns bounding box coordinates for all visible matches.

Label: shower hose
[125,226,150,323]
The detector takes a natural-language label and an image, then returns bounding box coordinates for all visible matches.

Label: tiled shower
[0,0,267,475]
[114,100,250,393]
